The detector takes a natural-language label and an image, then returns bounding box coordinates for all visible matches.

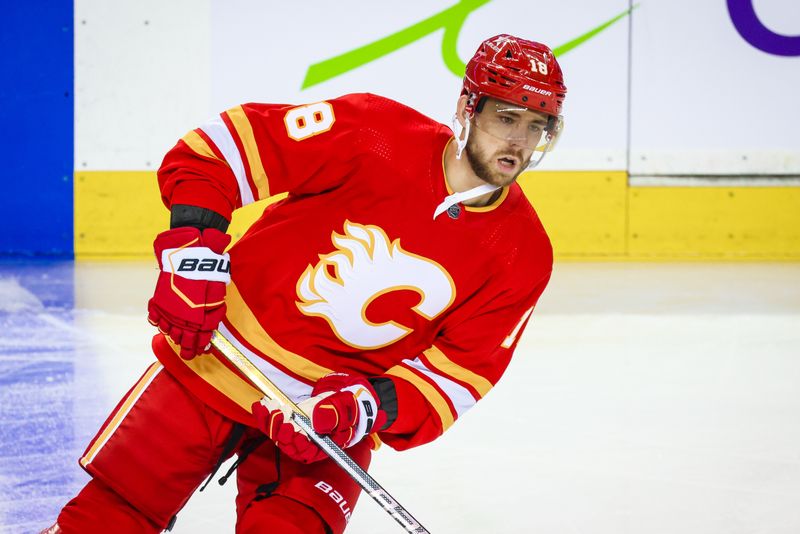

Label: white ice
[2,262,798,533]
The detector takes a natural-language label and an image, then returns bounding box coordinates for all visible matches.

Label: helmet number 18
[530,60,548,75]
[285,102,336,141]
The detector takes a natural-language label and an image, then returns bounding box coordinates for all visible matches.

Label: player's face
[465,98,549,187]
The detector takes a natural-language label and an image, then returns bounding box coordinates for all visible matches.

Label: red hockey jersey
[153,93,552,451]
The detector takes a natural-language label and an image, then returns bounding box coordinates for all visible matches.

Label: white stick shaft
[210,331,430,534]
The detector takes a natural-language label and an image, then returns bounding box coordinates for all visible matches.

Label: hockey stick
[210,330,430,534]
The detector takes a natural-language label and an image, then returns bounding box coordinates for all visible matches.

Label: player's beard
[465,133,532,187]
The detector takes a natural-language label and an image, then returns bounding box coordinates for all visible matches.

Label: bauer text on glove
[147,226,231,359]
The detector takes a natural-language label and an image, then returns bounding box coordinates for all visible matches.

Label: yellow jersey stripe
[386,365,455,431]
[177,347,264,412]
[80,362,163,467]
[226,281,333,381]
[423,345,493,398]
[464,186,510,212]
[181,129,223,161]
[225,106,270,200]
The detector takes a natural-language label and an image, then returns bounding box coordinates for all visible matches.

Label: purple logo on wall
[727,0,800,56]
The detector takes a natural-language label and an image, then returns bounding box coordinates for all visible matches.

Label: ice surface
[0,278,44,314]
[1,260,799,533]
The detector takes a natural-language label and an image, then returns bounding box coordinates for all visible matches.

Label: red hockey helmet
[462,34,567,117]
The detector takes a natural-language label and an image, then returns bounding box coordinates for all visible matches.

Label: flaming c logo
[296,221,456,349]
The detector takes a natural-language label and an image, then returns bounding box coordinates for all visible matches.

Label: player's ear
[455,95,470,127]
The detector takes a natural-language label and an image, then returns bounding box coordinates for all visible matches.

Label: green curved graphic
[302,2,639,90]
[302,0,490,89]
[553,4,639,56]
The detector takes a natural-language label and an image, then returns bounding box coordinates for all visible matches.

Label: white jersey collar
[433,183,500,219]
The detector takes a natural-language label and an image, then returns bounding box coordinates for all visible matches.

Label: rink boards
[6,1,800,258]
[74,170,800,260]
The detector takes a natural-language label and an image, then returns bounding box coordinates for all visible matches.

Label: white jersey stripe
[502,306,534,348]
[403,357,476,418]
[217,322,314,402]
[199,115,255,206]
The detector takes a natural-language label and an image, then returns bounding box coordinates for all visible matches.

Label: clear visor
[471,101,564,168]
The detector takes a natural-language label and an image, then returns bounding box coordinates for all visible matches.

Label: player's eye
[528,124,543,133]
[498,115,514,125]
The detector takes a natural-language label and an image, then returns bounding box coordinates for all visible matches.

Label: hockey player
[44,34,567,533]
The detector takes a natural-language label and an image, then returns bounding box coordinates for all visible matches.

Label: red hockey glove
[251,373,387,464]
[147,226,231,359]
